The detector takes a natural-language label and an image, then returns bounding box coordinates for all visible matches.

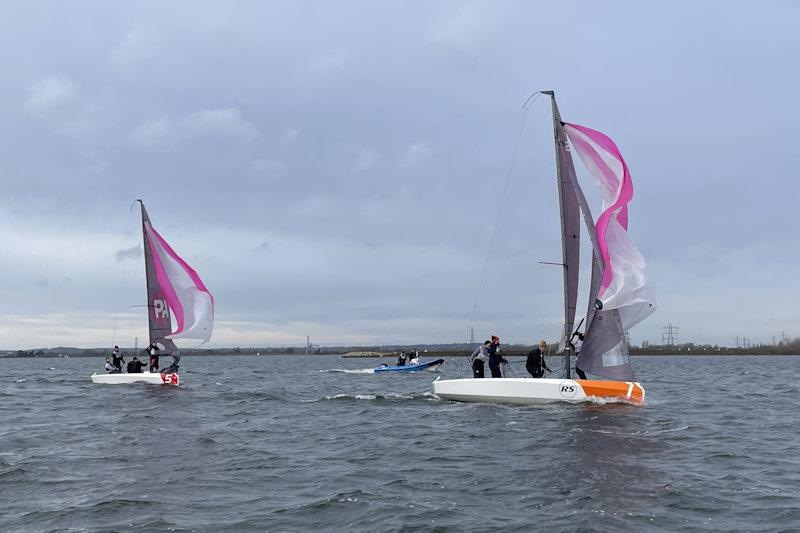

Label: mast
[138,200,177,354]
[542,91,580,379]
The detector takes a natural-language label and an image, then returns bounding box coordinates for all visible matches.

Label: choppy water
[1,354,799,531]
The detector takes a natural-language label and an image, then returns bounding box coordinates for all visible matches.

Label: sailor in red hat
[487,335,507,378]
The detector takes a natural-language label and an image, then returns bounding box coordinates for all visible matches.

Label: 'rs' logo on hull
[153,299,169,319]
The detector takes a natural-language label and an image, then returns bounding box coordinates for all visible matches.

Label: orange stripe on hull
[576,380,645,405]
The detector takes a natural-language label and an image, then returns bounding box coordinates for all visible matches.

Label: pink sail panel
[143,222,214,343]
[563,123,655,329]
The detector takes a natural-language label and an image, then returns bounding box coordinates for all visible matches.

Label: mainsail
[543,92,581,378]
[139,201,214,350]
[563,123,656,380]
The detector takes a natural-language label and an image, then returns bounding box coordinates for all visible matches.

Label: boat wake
[302,392,438,403]
[573,424,688,437]
[318,368,375,374]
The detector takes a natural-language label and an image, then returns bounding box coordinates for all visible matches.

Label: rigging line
[469,92,541,325]
[111,203,137,347]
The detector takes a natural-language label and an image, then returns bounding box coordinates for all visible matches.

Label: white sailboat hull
[432,377,644,405]
[90,372,180,386]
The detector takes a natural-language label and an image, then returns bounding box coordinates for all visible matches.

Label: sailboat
[433,92,655,405]
[91,200,214,385]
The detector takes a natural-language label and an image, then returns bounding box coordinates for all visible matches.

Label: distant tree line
[2,338,798,358]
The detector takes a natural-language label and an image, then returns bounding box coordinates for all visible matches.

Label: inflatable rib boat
[374,359,444,373]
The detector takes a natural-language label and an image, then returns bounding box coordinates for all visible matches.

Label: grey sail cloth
[581,246,634,381]
[139,201,177,355]
[547,93,580,377]
[545,94,634,382]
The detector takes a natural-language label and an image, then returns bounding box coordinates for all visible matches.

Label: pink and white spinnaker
[143,222,214,343]
[563,123,655,330]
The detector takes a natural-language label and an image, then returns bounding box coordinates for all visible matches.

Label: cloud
[23,76,78,115]
[109,29,164,72]
[352,148,379,174]
[130,117,172,146]
[295,196,331,218]
[131,109,261,146]
[403,141,434,166]
[430,2,512,52]
[307,51,347,75]
[282,128,302,144]
[115,244,142,262]
[431,5,485,50]
[249,158,289,181]
[180,108,261,142]
[3,2,800,349]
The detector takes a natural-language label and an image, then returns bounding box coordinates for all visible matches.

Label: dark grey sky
[1,1,798,349]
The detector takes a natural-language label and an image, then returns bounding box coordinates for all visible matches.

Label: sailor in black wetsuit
[568,332,588,379]
[162,354,180,374]
[111,346,124,372]
[487,335,507,378]
[147,344,160,373]
[526,340,552,378]
[126,356,145,373]
[396,352,407,366]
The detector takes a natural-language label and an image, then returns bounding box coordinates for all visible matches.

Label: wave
[318,368,375,374]
[572,424,689,436]
[326,393,376,400]
[302,391,438,403]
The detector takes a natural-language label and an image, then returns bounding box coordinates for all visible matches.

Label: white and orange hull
[432,377,644,406]
[90,372,180,386]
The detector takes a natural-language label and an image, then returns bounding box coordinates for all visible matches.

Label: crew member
[487,335,507,378]
[469,340,490,378]
[147,344,160,373]
[162,354,180,374]
[570,332,588,379]
[396,352,407,366]
[104,357,116,373]
[111,346,124,372]
[126,356,145,373]
[526,340,552,378]
[409,352,420,365]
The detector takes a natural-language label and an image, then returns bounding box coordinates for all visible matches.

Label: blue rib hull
[374,358,445,373]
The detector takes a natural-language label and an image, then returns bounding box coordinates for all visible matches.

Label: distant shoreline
[2,346,799,359]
